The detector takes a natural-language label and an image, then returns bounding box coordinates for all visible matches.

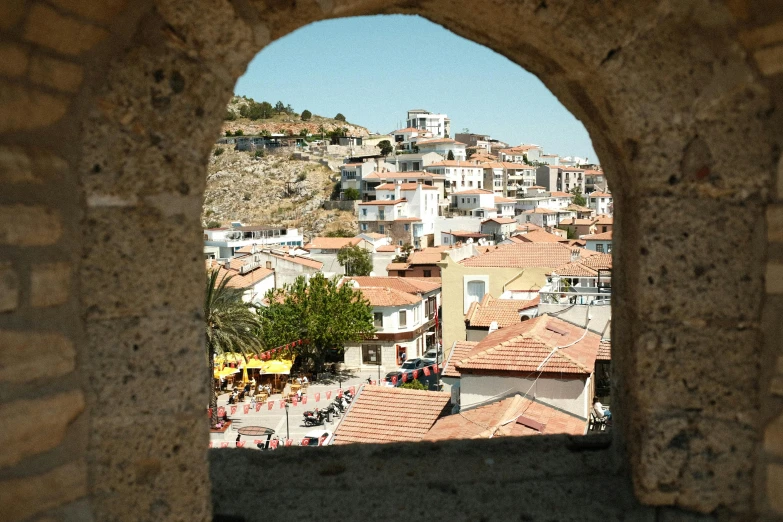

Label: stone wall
[0,0,782,520]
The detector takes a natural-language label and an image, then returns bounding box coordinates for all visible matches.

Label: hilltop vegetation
[223,95,369,138]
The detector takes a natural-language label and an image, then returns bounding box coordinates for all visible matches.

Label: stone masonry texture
[0,0,781,520]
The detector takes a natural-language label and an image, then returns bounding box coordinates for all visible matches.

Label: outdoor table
[236,426,275,449]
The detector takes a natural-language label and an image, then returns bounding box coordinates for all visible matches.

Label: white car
[300,429,333,446]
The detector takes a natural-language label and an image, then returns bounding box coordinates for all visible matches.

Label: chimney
[394,180,402,200]
[251,244,256,254]
[225,260,231,270]
[571,249,580,262]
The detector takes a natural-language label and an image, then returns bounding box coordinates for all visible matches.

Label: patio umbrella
[214,367,240,379]
[260,359,293,375]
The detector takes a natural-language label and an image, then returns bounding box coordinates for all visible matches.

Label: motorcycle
[303,408,324,427]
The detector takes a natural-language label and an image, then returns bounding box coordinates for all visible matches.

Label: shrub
[254,150,265,158]
[205,220,221,229]
[213,148,224,156]
[297,172,307,182]
[224,111,236,121]
[343,188,360,200]
[301,109,312,121]
[400,379,427,390]
[234,129,244,136]
[225,130,233,137]
[243,193,251,201]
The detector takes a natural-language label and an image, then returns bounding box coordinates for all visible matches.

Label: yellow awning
[260,358,293,375]
[213,367,239,379]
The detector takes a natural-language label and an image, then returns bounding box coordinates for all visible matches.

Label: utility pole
[284,403,290,440]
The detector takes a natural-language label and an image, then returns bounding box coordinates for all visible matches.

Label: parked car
[300,429,333,446]
[385,358,437,386]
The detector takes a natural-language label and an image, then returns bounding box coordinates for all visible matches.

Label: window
[596,243,604,253]
[461,198,465,204]
[423,269,432,277]
[362,208,367,216]
[360,223,368,231]
[466,280,486,311]
[373,312,383,328]
[602,226,607,232]
[398,240,403,246]
[379,210,385,220]
[362,345,381,365]
[404,224,410,232]
[265,261,272,269]
[379,225,384,233]
[399,310,407,327]
[607,244,613,253]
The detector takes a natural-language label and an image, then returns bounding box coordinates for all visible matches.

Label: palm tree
[205,269,263,427]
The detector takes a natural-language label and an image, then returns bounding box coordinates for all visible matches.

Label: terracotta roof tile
[375,245,397,252]
[407,246,450,265]
[513,230,563,243]
[333,386,451,444]
[582,231,613,240]
[386,262,410,271]
[460,243,595,269]
[456,315,601,375]
[451,188,494,195]
[357,286,421,307]
[481,217,516,224]
[597,339,611,361]
[304,237,363,250]
[423,395,586,441]
[362,232,386,239]
[442,341,477,378]
[208,261,274,290]
[347,276,441,294]
[465,295,540,328]
[589,192,612,198]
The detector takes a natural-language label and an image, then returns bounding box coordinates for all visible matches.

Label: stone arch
[2,1,781,520]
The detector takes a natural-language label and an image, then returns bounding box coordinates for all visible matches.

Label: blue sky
[235,15,597,161]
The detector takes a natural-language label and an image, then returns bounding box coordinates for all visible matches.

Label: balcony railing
[539,289,611,306]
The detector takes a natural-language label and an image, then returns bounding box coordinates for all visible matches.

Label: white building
[414,138,466,161]
[204,225,303,258]
[360,170,445,202]
[535,165,586,194]
[236,248,323,289]
[497,144,543,163]
[583,231,613,253]
[450,189,496,216]
[588,191,613,216]
[455,314,602,419]
[518,207,561,228]
[207,259,275,305]
[385,151,444,173]
[340,158,396,193]
[425,160,484,193]
[358,182,440,249]
[342,277,442,370]
[302,237,374,276]
[406,109,450,138]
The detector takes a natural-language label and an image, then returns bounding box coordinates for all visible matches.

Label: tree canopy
[377,139,393,156]
[570,186,587,207]
[343,187,360,200]
[301,109,312,121]
[447,150,455,160]
[334,113,346,122]
[337,245,373,276]
[258,274,375,371]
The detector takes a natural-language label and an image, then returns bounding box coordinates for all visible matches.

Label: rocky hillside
[223,96,369,138]
[202,148,357,239]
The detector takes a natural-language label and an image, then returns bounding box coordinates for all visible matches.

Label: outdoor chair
[589,412,607,432]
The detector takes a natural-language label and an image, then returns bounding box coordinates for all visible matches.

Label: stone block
[0,146,34,183]
[765,414,783,457]
[23,4,108,56]
[0,262,19,312]
[0,460,87,522]
[772,376,783,397]
[632,326,759,422]
[0,330,75,383]
[81,206,202,318]
[634,197,765,322]
[0,43,29,78]
[0,205,63,246]
[0,391,84,469]
[84,312,205,417]
[48,0,129,23]
[0,82,70,132]
[0,0,25,30]
[769,204,783,243]
[768,263,783,294]
[769,464,783,514]
[89,414,210,521]
[755,45,783,77]
[634,415,755,512]
[28,54,84,93]
[30,262,71,308]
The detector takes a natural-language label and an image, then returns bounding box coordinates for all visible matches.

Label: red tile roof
[452,188,494,195]
[481,217,516,224]
[494,196,516,203]
[549,191,572,198]
[357,287,421,307]
[465,294,540,328]
[456,315,601,375]
[521,207,559,214]
[597,339,611,361]
[459,243,595,269]
[513,230,564,243]
[208,261,274,290]
[347,276,441,294]
[386,262,410,271]
[333,386,451,444]
[589,192,612,198]
[442,341,477,378]
[423,394,586,441]
[582,231,613,241]
[375,245,397,252]
[304,237,364,250]
[357,199,406,206]
[427,160,483,168]
[407,246,450,265]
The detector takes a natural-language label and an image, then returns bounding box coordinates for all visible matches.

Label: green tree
[393,244,413,263]
[337,245,373,276]
[224,130,233,137]
[275,101,285,114]
[213,147,224,156]
[400,379,427,390]
[301,109,312,121]
[343,187,361,200]
[335,113,346,122]
[234,129,243,136]
[570,186,587,207]
[286,104,294,114]
[299,128,308,137]
[225,111,236,121]
[204,270,263,427]
[377,140,393,156]
[447,150,455,160]
[259,274,374,371]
